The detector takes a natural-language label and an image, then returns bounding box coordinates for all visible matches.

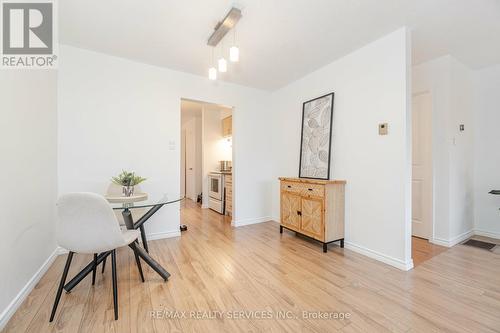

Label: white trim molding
[474,229,500,240]
[232,216,273,227]
[345,241,414,271]
[0,247,63,330]
[430,229,474,247]
[146,230,181,241]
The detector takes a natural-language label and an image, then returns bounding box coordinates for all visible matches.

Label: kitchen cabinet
[225,174,232,216]
[222,116,232,137]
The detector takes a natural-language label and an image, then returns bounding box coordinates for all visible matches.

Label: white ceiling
[60,0,500,90]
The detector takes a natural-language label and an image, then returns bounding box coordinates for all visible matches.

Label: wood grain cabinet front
[279,177,346,252]
[225,174,233,216]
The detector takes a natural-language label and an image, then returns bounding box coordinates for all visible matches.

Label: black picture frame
[298,92,335,180]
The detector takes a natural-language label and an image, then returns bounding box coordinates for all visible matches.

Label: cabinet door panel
[300,197,324,241]
[281,192,301,230]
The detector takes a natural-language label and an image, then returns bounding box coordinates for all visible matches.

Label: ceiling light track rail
[207,7,242,47]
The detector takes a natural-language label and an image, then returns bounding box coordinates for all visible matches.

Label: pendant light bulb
[229,46,239,62]
[208,67,217,80]
[218,57,227,72]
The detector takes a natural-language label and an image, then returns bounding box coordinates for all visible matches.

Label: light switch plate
[168,140,176,150]
[379,123,388,135]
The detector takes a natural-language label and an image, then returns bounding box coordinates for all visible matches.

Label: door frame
[411,91,435,242]
[180,98,235,222]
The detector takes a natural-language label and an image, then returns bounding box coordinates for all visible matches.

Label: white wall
[449,59,474,239]
[270,28,412,269]
[58,45,274,236]
[473,65,500,238]
[0,71,58,327]
[413,55,475,246]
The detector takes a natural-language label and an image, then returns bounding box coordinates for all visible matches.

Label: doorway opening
[411,92,446,266]
[180,98,234,231]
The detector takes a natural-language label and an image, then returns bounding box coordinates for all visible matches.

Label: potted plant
[111,170,146,197]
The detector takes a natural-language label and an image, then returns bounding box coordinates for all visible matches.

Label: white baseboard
[146,230,181,241]
[56,246,69,255]
[232,216,273,227]
[430,229,474,247]
[474,229,500,240]
[0,246,63,331]
[345,241,414,271]
[201,204,209,209]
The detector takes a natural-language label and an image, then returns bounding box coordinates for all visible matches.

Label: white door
[185,121,196,201]
[412,93,433,239]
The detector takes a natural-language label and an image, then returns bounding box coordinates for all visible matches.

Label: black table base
[63,204,170,293]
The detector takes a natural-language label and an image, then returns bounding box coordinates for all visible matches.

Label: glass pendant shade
[208,67,217,80]
[218,57,227,72]
[229,46,239,62]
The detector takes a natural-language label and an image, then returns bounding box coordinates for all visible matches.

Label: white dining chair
[50,192,144,322]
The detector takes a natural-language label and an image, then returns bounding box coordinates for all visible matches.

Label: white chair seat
[121,230,140,247]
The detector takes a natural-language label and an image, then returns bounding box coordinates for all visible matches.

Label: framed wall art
[299,92,334,180]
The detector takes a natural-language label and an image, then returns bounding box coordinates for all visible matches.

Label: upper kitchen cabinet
[222,116,232,137]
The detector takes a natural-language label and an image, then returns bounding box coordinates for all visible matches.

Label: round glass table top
[107,194,183,210]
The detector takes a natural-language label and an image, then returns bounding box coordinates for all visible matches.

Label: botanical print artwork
[299,93,334,179]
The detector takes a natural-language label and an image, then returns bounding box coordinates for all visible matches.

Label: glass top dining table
[108,194,183,210]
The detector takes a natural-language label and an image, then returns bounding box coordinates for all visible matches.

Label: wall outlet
[379,123,388,135]
[459,124,465,131]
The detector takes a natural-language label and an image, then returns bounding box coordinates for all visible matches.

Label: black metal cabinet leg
[111,249,118,320]
[50,252,74,322]
[139,225,149,253]
[280,225,283,234]
[92,254,97,285]
[340,239,344,248]
[323,243,328,253]
[130,242,145,282]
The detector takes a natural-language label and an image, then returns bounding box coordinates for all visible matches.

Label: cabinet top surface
[279,177,346,185]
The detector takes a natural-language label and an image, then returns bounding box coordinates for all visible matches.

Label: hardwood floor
[411,236,448,267]
[4,200,500,332]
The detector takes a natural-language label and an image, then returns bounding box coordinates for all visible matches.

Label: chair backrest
[56,192,126,253]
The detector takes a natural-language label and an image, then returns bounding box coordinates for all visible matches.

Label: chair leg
[102,256,107,273]
[92,253,97,285]
[111,249,118,320]
[50,252,74,322]
[130,242,145,282]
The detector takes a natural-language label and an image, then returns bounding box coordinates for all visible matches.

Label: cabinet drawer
[281,181,303,195]
[300,184,324,197]
[281,181,324,197]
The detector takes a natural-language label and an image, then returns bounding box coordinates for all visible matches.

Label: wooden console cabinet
[279,177,346,252]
